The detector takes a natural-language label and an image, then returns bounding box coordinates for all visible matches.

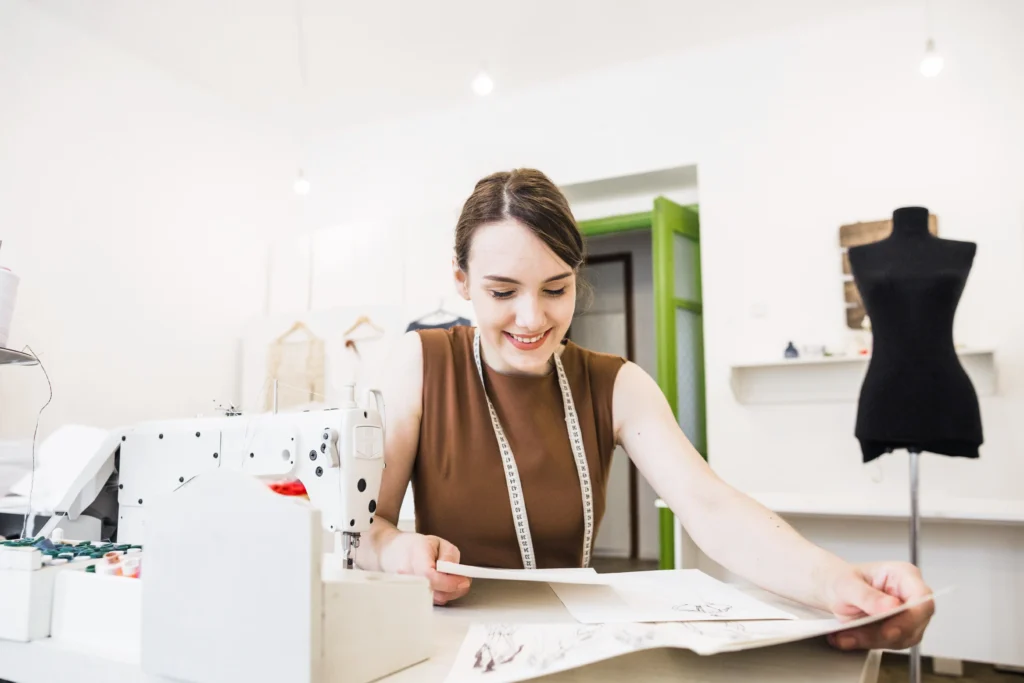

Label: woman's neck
[890,206,932,239]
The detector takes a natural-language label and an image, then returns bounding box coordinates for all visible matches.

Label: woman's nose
[515,296,546,331]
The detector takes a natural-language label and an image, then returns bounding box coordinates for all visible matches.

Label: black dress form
[848,207,983,463]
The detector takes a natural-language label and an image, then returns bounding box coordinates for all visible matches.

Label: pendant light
[293,0,311,195]
[472,70,494,96]
[920,38,944,78]
[919,0,943,78]
[293,169,311,195]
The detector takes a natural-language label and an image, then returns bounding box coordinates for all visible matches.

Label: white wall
[0,2,298,438]
[291,0,1024,509]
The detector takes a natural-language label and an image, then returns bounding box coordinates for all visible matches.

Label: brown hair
[454,168,585,273]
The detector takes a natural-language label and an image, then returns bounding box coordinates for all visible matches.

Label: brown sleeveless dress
[412,325,626,569]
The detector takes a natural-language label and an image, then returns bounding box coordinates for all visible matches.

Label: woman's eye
[545,288,567,297]
[490,290,514,299]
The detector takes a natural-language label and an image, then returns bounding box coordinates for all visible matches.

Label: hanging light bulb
[472,70,494,96]
[920,38,944,77]
[293,169,311,196]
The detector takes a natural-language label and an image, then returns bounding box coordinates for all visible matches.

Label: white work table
[0,578,880,683]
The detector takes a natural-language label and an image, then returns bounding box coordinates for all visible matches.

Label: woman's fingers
[433,583,471,606]
[829,607,929,651]
[425,535,471,604]
[428,570,470,595]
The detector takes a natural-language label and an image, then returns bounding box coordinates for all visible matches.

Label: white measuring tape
[472,329,594,569]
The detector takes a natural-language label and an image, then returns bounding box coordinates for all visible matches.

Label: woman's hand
[822,561,935,651]
[380,531,472,606]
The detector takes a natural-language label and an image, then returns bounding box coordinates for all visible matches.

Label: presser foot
[341,532,360,569]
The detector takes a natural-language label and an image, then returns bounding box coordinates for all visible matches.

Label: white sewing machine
[118,383,387,565]
[0,385,433,683]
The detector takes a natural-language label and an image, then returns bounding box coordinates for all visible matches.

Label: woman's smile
[503,329,551,351]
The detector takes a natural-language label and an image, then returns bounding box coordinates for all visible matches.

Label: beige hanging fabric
[264,321,325,411]
[332,315,387,397]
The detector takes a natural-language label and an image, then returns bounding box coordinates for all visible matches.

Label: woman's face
[455,218,577,376]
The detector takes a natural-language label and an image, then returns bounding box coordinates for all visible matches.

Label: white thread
[473,330,594,569]
[19,345,53,539]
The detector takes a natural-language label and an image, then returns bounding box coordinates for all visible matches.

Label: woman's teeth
[510,332,544,344]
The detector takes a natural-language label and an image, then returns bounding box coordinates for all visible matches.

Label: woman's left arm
[612,361,935,651]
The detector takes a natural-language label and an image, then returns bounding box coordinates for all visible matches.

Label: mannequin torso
[848,207,983,462]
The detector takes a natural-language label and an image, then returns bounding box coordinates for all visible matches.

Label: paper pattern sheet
[444,592,942,683]
[436,561,611,585]
[550,570,797,623]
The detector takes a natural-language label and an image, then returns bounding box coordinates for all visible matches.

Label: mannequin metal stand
[908,447,921,683]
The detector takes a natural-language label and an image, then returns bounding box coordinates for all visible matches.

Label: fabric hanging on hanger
[265,321,325,411]
[343,314,386,342]
[329,313,389,400]
[407,300,470,331]
[406,316,471,332]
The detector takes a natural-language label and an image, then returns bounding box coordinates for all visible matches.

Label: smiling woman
[452,169,586,376]
[355,168,936,658]
[377,170,627,576]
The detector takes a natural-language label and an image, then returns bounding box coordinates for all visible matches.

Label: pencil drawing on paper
[471,624,606,674]
[680,619,752,642]
[672,601,734,617]
[525,625,603,669]
[461,623,650,680]
[472,625,525,673]
[608,624,663,650]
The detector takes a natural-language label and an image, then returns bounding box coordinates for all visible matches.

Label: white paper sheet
[549,569,798,623]
[436,561,611,585]
[443,590,945,683]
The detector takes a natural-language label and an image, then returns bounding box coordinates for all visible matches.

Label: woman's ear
[452,255,470,301]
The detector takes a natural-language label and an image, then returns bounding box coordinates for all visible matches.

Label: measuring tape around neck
[472,329,594,569]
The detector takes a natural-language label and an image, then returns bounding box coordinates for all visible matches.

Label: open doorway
[569,253,639,559]
[566,197,705,569]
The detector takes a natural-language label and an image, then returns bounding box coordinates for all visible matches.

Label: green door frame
[578,200,706,570]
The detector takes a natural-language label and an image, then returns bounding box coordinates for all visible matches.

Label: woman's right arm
[355,330,423,571]
[355,331,471,605]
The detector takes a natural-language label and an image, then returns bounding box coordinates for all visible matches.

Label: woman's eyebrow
[483,272,572,284]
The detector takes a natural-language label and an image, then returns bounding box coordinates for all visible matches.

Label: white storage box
[51,569,142,660]
[0,546,90,642]
[0,540,140,643]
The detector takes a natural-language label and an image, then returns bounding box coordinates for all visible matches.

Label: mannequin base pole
[909,448,921,683]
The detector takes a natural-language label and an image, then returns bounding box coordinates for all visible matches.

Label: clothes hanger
[414,299,460,323]
[343,315,385,339]
[273,320,317,343]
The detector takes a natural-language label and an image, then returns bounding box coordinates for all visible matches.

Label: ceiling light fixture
[472,70,494,96]
[292,0,312,195]
[919,0,943,78]
[920,38,944,78]
[293,169,311,196]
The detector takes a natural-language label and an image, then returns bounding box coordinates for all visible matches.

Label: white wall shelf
[746,492,1024,526]
[655,493,1024,526]
[729,348,996,405]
